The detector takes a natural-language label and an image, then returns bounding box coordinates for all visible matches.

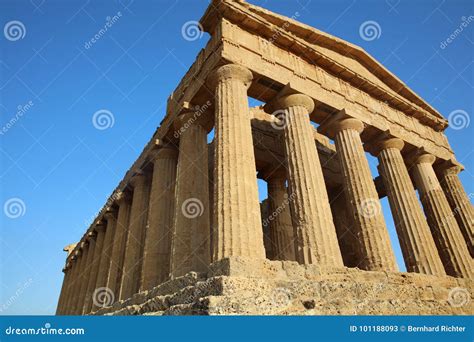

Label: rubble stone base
[93,257,472,315]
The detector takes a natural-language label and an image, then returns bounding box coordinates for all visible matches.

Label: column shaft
[75,239,94,314]
[208,64,265,260]
[56,267,71,315]
[439,166,474,256]
[106,193,131,299]
[412,154,473,278]
[279,94,343,267]
[170,115,211,278]
[377,140,445,275]
[333,119,397,271]
[141,148,178,289]
[93,212,117,310]
[83,226,105,314]
[69,251,86,314]
[267,176,296,261]
[119,174,151,300]
[62,261,78,315]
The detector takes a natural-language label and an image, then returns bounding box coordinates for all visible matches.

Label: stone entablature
[56,0,473,316]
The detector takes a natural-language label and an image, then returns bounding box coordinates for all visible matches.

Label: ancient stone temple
[56,0,473,315]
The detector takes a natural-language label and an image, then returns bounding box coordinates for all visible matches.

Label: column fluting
[411,153,473,278]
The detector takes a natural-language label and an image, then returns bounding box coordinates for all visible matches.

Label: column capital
[104,208,117,221]
[259,166,287,181]
[331,117,364,134]
[413,153,436,165]
[276,93,314,113]
[94,222,106,233]
[372,137,404,156]
[148,146,178,162]
[207,64,253,89]
[129,170,148,187]
[114,190,132,205]
[174,111,212,133]
[436,159,463,176]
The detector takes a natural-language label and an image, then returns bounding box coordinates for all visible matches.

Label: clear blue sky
[1,0,472,315]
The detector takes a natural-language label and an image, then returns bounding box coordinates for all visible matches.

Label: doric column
[83,223,106,314]
[264,170,296,261]
[437,163,474,257]
[207,64,265,260]
[76,234,95,314]
[69,246,87,314]
[56,264,71,315]
[106,191,131,300]
[275,94,343,267]
[92,209,117,311]
[375,138,445,275]
[62,255,79,315]
[411,153,473,278]
[119,172,151,300]
[329,118,397,271]
[170,112,211,278]
[141,147,178,289]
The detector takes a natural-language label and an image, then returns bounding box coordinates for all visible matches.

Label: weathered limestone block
[207,64,265,260]
[411,153,473,279]
[170,112,211,278]
[141,147,178,290]
[438,163,474,257]
[330,118,397,272]
[375,138,445,276]
[120,173,151,300]
[275,94,343,267]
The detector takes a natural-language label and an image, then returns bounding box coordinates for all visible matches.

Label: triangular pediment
[201,0,445,124]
